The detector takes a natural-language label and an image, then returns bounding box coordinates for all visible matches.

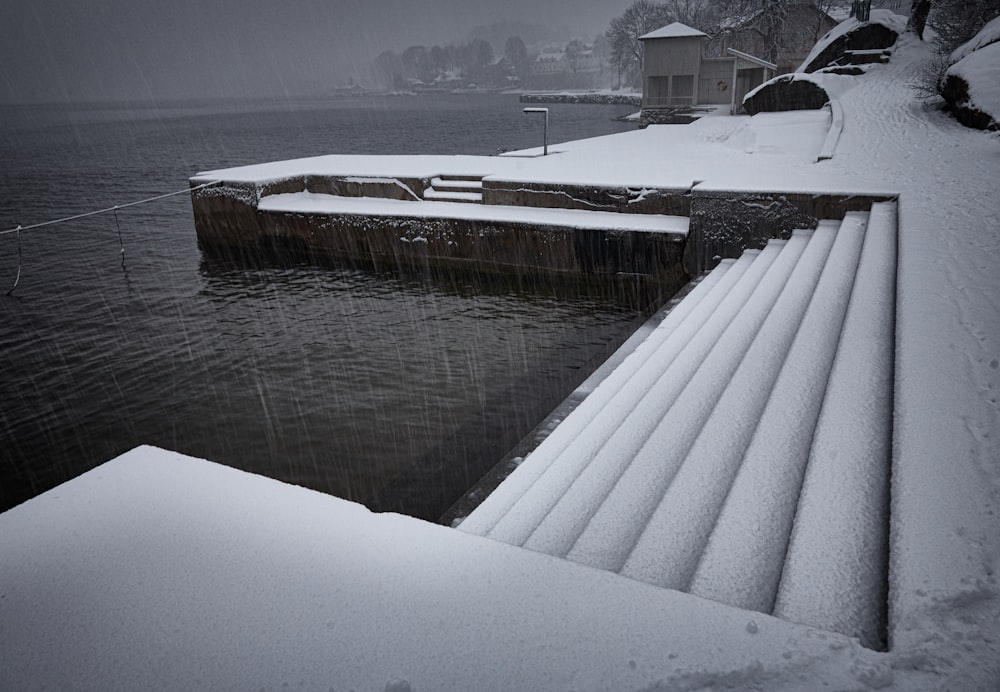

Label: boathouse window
[647,76,671,107]
[671,75,694,104]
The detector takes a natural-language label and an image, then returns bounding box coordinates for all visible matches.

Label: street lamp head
[522,108,549,155]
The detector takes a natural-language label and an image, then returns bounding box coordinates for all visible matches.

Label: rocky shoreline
[519,92,641,106]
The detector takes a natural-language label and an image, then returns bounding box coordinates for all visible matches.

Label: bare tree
[927,0,1000,54]
[907,0,932,39]
[605,0,719,89]
[606,0,672,89]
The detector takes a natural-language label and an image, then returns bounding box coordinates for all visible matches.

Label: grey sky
[0,0,624,103]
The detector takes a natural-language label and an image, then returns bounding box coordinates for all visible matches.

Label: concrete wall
[191,184,689,301]
[483,180,691,216]
[191,179,896,309]
[642,36,704,108]
[684,189,899,273]
[697,58,736,105]
[643,36,704,77]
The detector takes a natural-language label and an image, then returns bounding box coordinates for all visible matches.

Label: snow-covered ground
[3,27,999,691]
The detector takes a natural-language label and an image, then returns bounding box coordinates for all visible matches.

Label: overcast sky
[0,0,624,103]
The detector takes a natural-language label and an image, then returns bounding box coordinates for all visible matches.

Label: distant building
[709,3,839,74]
[534,49,569,74]
[638,22,776,122]
[530,41,605,89]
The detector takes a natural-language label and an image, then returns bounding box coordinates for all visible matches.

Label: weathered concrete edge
[191,177,899,292]
[685,187,900,274]
[191,180,690,297]
[440,270,715,526]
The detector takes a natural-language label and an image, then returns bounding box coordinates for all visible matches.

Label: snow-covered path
[817,34,1000,677]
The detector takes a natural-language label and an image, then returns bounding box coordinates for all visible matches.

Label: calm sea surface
[0,94,644,520]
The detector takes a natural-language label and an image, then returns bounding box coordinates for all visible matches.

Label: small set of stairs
[459,202,898,650]
[840,48,892,66]
[423,174,484,204]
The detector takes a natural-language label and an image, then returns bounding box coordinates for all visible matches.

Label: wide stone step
[617,221,841,589]
[461,203,898,649]
[686,212,869,615]
[455,259,740,537]
[425,175,485,203]
[772,201,896,650]
[430,176,484,192]
[556,232,814,569]
[486,242,785,549]
[423,188,483,203]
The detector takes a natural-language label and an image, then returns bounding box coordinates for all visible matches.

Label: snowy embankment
[943,15,1000,129]
[519,91,641,106]
[0,446,896,692]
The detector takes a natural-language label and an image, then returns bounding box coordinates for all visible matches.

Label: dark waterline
[0,94,645,520]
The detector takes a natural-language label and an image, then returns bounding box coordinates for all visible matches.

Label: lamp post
[523,107,548,155]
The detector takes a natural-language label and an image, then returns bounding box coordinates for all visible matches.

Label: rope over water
[6,226,22,296]
[2,180,222,294]
[113,206,125,266]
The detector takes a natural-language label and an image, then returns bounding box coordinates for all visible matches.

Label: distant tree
[907,0,932,39]
[713,0,792,63]
[606,0,672,89]
[709,0,850,63]
[565,39,586,73]
[926,0,999,53]
[401,45,432,83]
[504,36,530,80]
[475,38,495,71]
[373,50,403,90]
[429,45,447,76]
[592,31,612,76]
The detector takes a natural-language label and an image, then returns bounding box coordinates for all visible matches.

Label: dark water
[0,94,644,520]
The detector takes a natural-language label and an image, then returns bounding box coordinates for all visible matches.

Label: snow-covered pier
[189,153,694,302]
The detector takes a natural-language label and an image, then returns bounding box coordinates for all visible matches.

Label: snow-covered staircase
[458,201,897,650]
[423,174,484,203]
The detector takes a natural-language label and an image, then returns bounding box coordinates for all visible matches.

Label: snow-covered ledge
[0,445,908,691]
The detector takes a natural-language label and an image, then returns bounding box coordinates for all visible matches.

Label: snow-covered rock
[743,74,831,114]
[941,17,1000,130]
[800,10,907,73]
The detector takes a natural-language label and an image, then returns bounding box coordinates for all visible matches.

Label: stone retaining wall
[191,185,688,302]
[483,180,691,216]
[192,179,895,302]
[684,189,898,273]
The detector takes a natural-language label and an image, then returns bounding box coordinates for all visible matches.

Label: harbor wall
[191,178,894,300]
[191,182,688,303]
[685,189,899,273]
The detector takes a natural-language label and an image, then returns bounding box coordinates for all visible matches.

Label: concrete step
[430,176,484,193]
[842,49,892,65]
[772,201,897,650]
[488,241,785,550]
[686,212,870,613]
[425,175,485,203]
[475,251,766,546]
[456,259,741,537]
[618,221,841,589]
[560,231,815,571]
[423,188,483,203]
[462,202,898,648]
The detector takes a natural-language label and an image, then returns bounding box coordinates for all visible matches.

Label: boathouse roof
[639,22,708,41]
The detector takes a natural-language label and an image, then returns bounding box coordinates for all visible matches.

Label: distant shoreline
[518,92,641,106]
